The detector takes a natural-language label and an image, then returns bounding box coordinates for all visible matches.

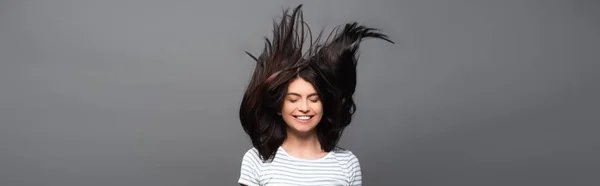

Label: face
[281,77,323,135]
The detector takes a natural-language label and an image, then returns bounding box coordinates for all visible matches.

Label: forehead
[287,78,317,94]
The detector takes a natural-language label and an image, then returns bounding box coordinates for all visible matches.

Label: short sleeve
[238,148,261,186]
[348,153,362,186]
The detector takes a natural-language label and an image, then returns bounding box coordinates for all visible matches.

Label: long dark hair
[239,4,394,162]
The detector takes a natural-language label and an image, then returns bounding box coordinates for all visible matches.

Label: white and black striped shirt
[238,146,362,186]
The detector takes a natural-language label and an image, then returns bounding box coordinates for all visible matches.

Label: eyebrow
[286,92,319,97]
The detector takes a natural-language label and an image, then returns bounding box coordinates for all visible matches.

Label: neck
[282,129,321,151]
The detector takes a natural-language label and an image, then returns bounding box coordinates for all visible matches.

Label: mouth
[293,115,314,123]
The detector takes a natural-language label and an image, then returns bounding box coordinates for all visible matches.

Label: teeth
[297,116,311,120]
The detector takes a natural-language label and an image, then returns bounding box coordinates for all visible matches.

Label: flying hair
[239,4,394,162]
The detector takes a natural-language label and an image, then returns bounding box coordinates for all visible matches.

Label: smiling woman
[237,4,393,186]
[281,77,324,136]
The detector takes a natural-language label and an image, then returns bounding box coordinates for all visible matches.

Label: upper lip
[293,115,314,117]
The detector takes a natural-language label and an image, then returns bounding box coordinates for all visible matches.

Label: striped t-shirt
[238,146,362,186]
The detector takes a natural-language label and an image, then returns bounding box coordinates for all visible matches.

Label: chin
[288,124,317,133]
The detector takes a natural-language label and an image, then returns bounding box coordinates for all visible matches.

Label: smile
[293,115,314,122]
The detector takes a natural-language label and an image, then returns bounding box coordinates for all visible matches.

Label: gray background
[1,0,599,185]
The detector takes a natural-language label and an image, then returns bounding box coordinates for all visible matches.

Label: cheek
[311,102,324,114]
[281,102,294,113]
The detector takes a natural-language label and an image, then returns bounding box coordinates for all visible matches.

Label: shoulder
[330,146,361,165]
[242,147,259,157]
[242,147,261,160]
[241,147,263,166]
[331,146,358,158]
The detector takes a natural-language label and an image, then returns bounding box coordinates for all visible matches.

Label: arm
[238,149,261,186]
[348,153,362,186]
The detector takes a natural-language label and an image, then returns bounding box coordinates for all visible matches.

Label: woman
[238,4,393,186]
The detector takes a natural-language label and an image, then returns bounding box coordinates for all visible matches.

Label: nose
[298,100,310,113]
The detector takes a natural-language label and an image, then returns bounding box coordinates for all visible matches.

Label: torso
[241,146,360,186]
